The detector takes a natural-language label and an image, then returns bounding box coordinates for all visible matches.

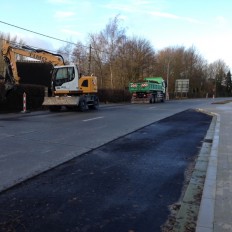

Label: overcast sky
[1,0,232,69]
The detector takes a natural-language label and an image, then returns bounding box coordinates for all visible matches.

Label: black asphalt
[0,109,212,232]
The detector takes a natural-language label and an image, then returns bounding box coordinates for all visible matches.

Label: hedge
[0,83,45,112]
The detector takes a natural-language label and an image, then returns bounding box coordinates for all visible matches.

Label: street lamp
[166,60,170,100]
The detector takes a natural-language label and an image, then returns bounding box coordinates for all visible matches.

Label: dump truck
[1,41,99,111]
[129,77,166,103]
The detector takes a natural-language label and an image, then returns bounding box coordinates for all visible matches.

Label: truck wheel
[150,96,155,104]
[89,97,99,110]
[78,98,88,112]
[155,95,158,103]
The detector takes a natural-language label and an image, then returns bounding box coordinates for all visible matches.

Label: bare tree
[116,36,156,86]
[155,47,176,95]
[72,42,90,76]
[209,60,229,96]
[88,33,109,88]
[57,42,74,64]
[89,15,126,89]
[155,46,209,98]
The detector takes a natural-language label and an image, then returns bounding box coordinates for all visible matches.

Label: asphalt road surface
[0,99,215,192]
[0,109,212,232]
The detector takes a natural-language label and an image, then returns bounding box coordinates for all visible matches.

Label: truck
[129,77,166,103]
[1,41,99,111]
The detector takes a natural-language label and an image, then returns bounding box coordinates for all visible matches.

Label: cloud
[150,11,202,24]
[150,11,179,19]
[54,11,75,19]
[47,0,74,4]
[183,17,201,24]
[61,29,82,36]
[118,15,128,21]
[133,0,153,6]
[103,0,156,13]
[20,35,55,50]
[103,3,136,13]
[103,1,201,25]
[215,16,227,25]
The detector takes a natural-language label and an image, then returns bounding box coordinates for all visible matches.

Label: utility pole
[88,44,92,75]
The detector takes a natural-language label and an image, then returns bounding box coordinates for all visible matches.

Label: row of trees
[1,16,232,99]
[58,16,231,98]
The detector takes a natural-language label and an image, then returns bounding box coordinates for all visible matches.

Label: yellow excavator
[1,41,98,111]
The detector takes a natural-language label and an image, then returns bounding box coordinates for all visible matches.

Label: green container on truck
[129,77,166,103]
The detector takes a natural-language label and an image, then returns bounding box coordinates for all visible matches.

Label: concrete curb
[196,113,220,231]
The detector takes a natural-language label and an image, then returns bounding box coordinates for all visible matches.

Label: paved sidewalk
[197,101,232,232]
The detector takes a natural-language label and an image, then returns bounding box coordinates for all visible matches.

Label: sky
[1,0,232,69]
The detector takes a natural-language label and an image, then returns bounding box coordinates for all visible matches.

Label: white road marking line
[149,106,157,109]
[83,116,104,122]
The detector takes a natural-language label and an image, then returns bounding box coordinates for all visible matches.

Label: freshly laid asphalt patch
[0,109,212,232]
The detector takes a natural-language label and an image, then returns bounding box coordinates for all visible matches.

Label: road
[0,98,217,193]
[0,97,220,232]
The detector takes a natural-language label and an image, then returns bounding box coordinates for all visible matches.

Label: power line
[1,38,71,57]
[0,20,80,47]
[0,20,110,55]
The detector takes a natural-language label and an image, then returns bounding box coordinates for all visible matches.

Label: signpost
[175,79,189,98]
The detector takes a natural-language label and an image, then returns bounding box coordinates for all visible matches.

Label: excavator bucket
[43,96,80,106]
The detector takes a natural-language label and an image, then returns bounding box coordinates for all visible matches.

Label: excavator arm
[1,41,65,86]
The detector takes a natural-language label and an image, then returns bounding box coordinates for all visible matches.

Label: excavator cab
[52,66,75,87]
[52,65,97,95]
[52,65,80,94]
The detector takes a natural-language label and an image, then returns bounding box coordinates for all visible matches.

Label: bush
[0,84,45,112]
[0,82,6,102]
[98,88,131,103]
[0,85,132,113]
